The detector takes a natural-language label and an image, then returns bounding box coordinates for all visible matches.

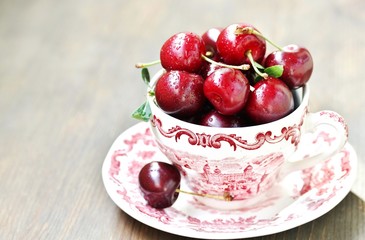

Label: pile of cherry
[135,23,313,209]
[135,22,313,127]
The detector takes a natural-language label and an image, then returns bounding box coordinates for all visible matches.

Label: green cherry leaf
[141,68,150,85]
[132,101,152,122]
[264,65,284,78]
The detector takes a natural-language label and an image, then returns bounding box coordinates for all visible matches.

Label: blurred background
[0,0,364,239]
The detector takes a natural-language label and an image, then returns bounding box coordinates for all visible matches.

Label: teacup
[147,69,348,210]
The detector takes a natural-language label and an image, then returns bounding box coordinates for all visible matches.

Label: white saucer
[102,122,357,239]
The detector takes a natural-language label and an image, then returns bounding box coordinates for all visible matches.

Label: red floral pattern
[319,111,348,137]
[151,115,302,150]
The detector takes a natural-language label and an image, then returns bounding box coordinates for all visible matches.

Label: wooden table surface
[1,0,364,239]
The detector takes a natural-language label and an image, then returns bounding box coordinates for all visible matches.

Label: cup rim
[147,69,309,130]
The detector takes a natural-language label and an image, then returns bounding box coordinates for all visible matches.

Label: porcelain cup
[147,69,348,210]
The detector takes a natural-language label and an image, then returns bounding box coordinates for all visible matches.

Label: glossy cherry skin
[216,23,266,65]
[264,44,313,89]
[201,27,222,59]
[200,109,246,127]
[245,77,294,124]
[203,68,250,116]
[155,70,205,118]
[138,161,181,209]
[160,32,206,73]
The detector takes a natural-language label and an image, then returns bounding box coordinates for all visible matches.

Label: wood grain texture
[0,0,364,239]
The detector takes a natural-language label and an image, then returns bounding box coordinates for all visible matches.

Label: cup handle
[279,110,348,178]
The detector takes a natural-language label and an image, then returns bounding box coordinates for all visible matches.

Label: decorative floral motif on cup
[151,115,302,151]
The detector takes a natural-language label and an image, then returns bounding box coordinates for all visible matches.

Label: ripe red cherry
[138,161,181,209]
[160,32,206,73]
[155,70,205,118]
[245,77,294,124]
[216,23,266,65]
[200,109,246,127]
[204,68,250,115]
[264,44,313,89]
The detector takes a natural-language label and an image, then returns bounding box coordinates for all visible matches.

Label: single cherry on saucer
[160,32,206,73]
[138,161,181,209]
[245,77,294,124]
[155,70,205,118]
[264,44,313,89]
[138,161,234,209]
[203,68,250,116]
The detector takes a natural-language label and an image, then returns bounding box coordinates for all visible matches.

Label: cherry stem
[235,27,284,51]
[135,60,161,68]
[205,51,214,58]
[245,50,268,79]
[176,189,233,201]
[201,54,250,71]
